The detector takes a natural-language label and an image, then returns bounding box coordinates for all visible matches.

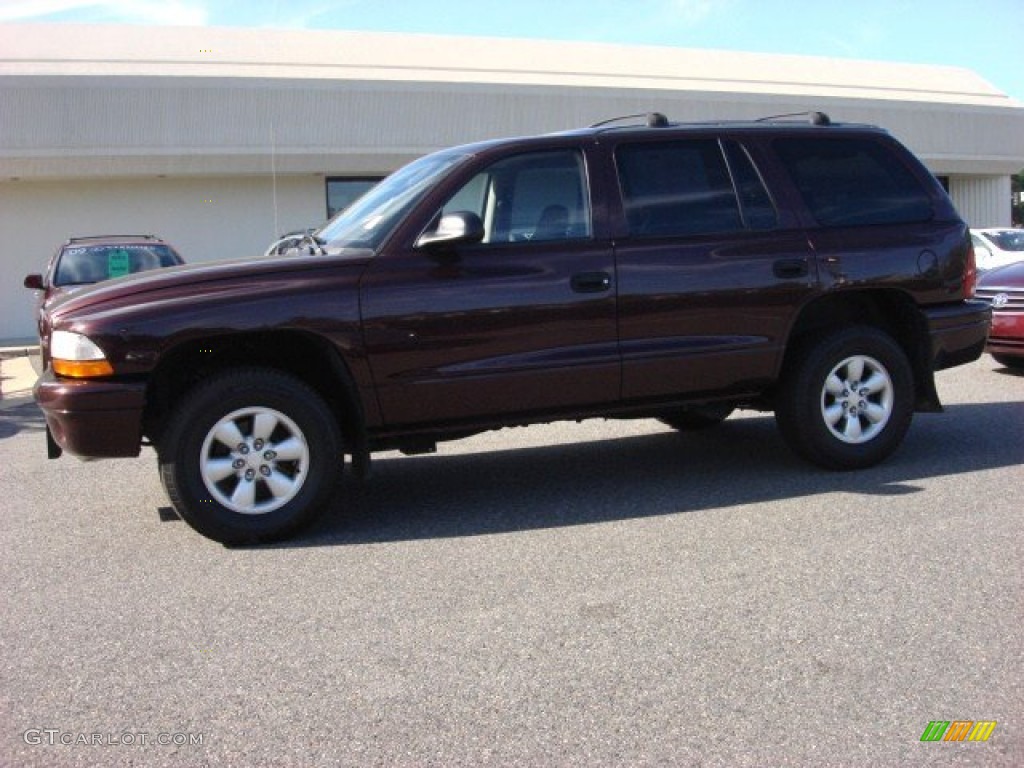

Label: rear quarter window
[774,137,934,227]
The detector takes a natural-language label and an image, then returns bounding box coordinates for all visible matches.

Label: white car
[971,228,1024,271]
[264,228,320,257]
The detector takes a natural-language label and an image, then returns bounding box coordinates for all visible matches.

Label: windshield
[54,244,182,286]
[317,150,471,250]
[982,230,1024,252]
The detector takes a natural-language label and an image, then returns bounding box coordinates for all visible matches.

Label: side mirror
[416,211,484,249]
[24,274,45,290]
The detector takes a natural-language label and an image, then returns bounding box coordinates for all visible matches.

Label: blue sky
[2,0,1022,101]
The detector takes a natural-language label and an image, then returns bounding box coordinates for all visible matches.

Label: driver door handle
[571,271,612,293]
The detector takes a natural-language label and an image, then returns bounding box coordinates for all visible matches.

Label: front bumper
[987,310,1024,359]
[923,300,991,371]
[35,370,146,459]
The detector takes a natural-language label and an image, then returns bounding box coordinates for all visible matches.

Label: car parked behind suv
[24,234,185,309]
[33,113,990,544]
[971,228,1024,271]
[975,260,1024,368]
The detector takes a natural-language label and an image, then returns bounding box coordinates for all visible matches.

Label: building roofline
[1,22,1020,108]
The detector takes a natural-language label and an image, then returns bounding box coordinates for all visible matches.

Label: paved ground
[1,356,1021,767]
[0,349,39,411]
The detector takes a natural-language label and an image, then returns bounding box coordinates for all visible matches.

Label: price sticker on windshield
[107,249,131,278]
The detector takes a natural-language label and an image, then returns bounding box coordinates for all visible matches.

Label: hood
[47,249,373,318]
[977,259,1024,290]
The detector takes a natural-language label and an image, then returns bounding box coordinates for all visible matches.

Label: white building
[2,22,1023,341]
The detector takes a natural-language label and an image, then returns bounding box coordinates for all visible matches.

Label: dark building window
[326,178,381,219]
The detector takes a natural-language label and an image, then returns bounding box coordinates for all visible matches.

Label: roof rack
[590,112,670,130]
[756,111,832,126]
[68,234,160,243]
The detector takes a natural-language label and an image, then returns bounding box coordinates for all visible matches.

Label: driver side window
[440,149,591,244]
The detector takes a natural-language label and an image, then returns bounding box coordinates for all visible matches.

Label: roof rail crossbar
[68,234,159,242]
[756,111,832,126]
[590,112,670,129]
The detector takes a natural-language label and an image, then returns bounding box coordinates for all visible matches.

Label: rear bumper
[34,371,146,458]
[923,300,991,371]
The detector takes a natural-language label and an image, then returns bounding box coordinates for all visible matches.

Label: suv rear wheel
[775,327,914,470]
[158,368,342,544]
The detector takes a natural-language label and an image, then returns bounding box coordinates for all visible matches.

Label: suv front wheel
[775,326,914,470]
[158,368,343,544]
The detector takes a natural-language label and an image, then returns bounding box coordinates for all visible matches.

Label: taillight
[964,239,977,298]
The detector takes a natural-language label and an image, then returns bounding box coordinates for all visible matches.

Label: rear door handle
[571,271,612,293]
[773,258,809,279]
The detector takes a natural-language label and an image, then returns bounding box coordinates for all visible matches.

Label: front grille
[975,288,1024,312]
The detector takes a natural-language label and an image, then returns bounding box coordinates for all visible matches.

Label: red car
[976,260,1024,369]
[24,234,185,309]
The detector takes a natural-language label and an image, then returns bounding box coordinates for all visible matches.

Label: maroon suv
[34,114,990,543]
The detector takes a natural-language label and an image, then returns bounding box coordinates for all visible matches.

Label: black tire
[158,368,342,544]
[659,404,734,431]
[775,326,914,470]
[992,353,1024,370]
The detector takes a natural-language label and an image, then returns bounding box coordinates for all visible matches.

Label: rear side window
[774,138,933,227]
[616,140,742,237]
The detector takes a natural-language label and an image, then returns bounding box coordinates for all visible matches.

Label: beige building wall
[949,176,1014,229]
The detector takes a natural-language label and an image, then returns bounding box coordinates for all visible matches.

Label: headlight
[51,330,114,378]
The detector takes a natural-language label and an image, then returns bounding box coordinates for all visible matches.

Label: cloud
[664,0,720,26]
[266,2,344,30]
[0,0,209,25]
[826,21,888,58]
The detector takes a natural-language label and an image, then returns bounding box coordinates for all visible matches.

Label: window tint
[723,141,778,230]
[616,140,742,237]
[440,150,591,244]
[774,138,933,227]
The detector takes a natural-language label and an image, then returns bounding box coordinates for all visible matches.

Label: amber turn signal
[53,359,115,378]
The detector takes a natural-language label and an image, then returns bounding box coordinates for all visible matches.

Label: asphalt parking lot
[1,355,1021,767]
